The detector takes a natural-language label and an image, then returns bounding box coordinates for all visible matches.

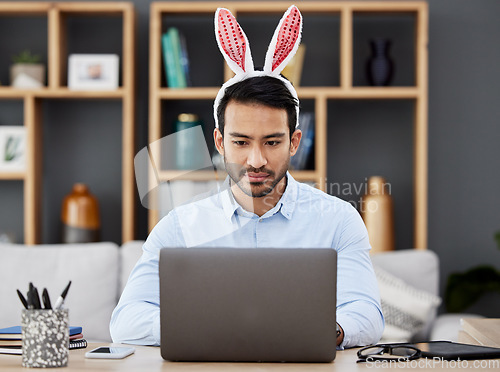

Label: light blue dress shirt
[110,173,384,348]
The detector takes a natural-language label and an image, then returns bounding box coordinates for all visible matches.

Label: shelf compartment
[352,12,416,87]
[0,13,48,88]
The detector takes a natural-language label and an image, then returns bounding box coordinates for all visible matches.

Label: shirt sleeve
[334,205,385,349]
[109,212,181,345]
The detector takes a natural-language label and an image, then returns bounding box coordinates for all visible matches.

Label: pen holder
[21,309,69,368]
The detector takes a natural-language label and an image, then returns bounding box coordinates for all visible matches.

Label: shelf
[0,87,126,99]
[157,87,219,100]
[148,1,428,249]
[289,170,321,182]
[0,171,25,180]
[154,86,421,100]
[0,2,136,244]
[157,169,319,183]
[151,1,426,14]
[158,170,224,182]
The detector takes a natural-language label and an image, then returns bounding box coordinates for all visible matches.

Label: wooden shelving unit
[148,1,428,249]
[0,2,136,244]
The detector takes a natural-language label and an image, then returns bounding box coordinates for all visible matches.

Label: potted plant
[10,50,46,88]
[445,231,500,313]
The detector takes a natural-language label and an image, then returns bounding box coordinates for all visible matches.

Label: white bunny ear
[264,5,303,75]
[215,8,254,75]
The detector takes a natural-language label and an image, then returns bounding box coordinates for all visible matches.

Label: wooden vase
[61,183,100,243]
[361,176,395,254]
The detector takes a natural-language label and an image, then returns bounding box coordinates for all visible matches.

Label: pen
[42,288,52,310]
[17,289,28,309]
[27,282,40,310]
[32,286,42,310]
[54,281,72,310]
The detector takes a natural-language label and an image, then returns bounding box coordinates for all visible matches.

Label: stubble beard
[224,155,289,198]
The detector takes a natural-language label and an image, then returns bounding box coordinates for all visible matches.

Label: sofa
[0,241,143,342]
[0,242,471,343]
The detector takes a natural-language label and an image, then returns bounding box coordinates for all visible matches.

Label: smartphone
[85,346,135,359]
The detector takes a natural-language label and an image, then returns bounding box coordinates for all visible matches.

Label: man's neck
[231,176,287,217]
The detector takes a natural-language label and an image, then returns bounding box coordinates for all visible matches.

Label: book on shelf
[0,346,22,355]
[162,27,190,88]
[178,31,192,87]
[0,325,87,355]
[290,112,315,171]
[0,339,22,346]
[281,44,306,87]
[0,325,82,340]
[0,339,87,355]
[162,30,178,88]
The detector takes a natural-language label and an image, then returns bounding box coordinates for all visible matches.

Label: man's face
[214,101,301,198]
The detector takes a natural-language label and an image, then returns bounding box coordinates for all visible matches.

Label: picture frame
[0,126,27,172]
[68,54,119,90]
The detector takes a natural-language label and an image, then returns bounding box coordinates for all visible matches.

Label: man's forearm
[110,301,161,345]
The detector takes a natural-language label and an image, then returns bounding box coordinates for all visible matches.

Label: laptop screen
[159,247,337,362]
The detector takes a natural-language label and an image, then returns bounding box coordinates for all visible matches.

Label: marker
[32,286,42,310]
[54,281,72,310]
[17,289,28,309]
[42,288,52,310]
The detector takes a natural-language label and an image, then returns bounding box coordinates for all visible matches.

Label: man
[110,5,383,349]
[110,76,384,348]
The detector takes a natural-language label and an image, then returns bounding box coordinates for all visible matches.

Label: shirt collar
[219,172,297,221]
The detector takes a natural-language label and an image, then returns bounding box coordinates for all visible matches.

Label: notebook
[159,247,337,362]
[411,341,500,360]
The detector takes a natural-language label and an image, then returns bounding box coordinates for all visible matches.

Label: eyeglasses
[357,344,422,363]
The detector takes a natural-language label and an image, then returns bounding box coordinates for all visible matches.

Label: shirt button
[259,218,263,222]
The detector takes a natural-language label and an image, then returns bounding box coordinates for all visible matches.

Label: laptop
[159,247,337,362]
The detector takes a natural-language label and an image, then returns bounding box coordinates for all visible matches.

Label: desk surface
[1,343,499,371]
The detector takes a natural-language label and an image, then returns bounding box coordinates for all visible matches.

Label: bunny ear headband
[213,5,303,128]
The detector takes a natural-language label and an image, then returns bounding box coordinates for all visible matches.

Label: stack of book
[0,325,87,355]
[162,27,191,88]
[290,112,315,171]
[458,318,500,348]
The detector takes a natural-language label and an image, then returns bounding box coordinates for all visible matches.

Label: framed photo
[0,126,27,172]
[68,54,119,90]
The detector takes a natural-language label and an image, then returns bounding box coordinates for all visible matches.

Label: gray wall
[427,0,500,315]
[0,0,499,314]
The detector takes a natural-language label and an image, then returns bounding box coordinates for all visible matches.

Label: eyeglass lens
[359,346,419,359]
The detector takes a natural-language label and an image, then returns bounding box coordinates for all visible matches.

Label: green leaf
[495,230,500,250]
[445,265,500,313]
[11,50,41,64]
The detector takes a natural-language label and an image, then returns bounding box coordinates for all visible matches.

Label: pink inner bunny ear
[265,5,303,74]
[216,8,252,74]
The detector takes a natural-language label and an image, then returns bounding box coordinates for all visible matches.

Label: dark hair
[216,75,298,139]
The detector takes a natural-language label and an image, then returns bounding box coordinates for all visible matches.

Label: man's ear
[290,129,302,156]
[214,128,224,155]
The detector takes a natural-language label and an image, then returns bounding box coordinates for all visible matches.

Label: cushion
[0,242,119,342]
[375,266,442,343]
[371,249,440,341]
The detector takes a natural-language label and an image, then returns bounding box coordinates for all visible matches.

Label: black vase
[366,38,394,86]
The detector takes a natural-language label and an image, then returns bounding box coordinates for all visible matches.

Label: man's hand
[336,323,344,346]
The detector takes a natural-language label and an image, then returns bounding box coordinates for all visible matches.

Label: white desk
[1,342,499,371]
